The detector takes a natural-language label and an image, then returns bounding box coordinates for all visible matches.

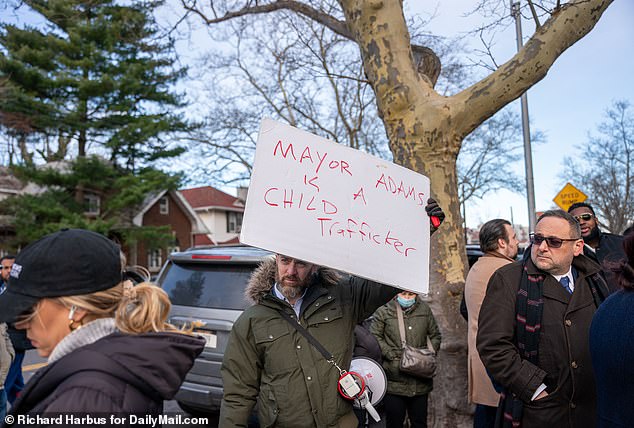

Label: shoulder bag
[396,302,437,379]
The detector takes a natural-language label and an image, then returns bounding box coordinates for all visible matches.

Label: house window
[167,246,180,255]
[227,212,243,233]
[159,196,169,215]
[84,193,101,215]
[148,249,162,271]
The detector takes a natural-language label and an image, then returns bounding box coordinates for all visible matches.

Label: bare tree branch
[180,0,353,39]
[179,0,443,86]
[527,0,542,28]
[175,1,615,423]
[454,0,613,138]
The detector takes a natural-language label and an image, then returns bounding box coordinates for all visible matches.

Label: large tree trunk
[338,0,613,425]
[339,2,472,424]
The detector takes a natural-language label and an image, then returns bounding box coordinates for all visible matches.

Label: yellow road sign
[553,183,588,211]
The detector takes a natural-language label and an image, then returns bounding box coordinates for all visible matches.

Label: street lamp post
[511,1,537,233]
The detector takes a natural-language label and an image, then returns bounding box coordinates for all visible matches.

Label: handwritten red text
[273,140,353,177]
[375,173,425,206]
[317,217,416,257]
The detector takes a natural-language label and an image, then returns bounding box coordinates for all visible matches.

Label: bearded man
[465,219,519,428]
[219,200,444,428]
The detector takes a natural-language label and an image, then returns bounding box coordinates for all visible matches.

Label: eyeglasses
[573,213,594,222]
[530,233,580,248]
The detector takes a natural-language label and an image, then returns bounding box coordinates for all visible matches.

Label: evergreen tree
[0,0,189,169]
[0,0,191,250]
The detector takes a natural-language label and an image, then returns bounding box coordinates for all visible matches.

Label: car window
[161,262,255,310]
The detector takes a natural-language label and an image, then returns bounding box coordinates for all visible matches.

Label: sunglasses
[573,213,594,222]
[530,233,580,249]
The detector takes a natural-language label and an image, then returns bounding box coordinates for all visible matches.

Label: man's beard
[275,272,314,300]
[585,225,600,242]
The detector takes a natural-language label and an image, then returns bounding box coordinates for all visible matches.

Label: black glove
[425,197,445,234]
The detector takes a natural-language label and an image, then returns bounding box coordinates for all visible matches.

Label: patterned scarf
[495,263,608,428]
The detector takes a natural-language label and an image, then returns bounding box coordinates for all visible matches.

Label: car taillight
[191,254,232,260]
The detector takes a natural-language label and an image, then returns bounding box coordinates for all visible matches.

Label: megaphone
[349,356,387,409]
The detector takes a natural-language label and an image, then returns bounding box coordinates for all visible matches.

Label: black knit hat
[0,229,122,323]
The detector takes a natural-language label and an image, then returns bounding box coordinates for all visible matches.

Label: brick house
[128,190,208,273]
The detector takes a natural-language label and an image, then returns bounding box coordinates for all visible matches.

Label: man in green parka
[219,199,445,428]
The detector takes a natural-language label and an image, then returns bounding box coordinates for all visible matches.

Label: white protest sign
[240,118,431,293]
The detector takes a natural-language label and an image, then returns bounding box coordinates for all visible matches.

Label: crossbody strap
[277,309,334,362]
[395,302,407,348]
[395,301,436,352]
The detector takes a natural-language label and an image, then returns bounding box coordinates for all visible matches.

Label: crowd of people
[469,203,631,428]
[220,200,633,428]
[220,199,445,428]
[0,198,631,428]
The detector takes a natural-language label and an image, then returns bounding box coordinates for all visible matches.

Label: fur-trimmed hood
[245,257,341,304]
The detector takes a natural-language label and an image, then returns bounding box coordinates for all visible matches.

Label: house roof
[219,236,241,245]
[191,234,241,247]
[193,233,216,246]
[180,186,244,212]
[132,190,207,233]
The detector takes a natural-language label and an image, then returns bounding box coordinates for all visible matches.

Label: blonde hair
[52,281,184,334]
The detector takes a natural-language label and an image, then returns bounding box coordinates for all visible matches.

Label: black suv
[465,243,484,268]
[157,245,273,416]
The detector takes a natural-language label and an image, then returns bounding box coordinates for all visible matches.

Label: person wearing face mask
[370,291,441,428]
